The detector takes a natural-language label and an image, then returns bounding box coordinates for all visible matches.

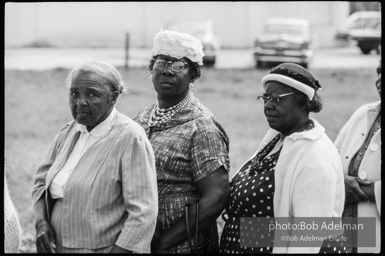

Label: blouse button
[369,143,379,152]
[358,171,367,180]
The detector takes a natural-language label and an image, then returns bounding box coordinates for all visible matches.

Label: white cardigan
[334,101,381,253]
[232,118,345,253]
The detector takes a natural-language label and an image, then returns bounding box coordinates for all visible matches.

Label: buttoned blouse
[49,108,117,199]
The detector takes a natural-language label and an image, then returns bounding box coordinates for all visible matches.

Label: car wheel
[376,44,381,55]
[359,46,372,55]
[204,60,215,68]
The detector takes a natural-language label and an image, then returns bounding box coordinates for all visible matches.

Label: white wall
[5,2,350,49]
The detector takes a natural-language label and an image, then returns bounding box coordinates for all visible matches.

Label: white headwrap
[151,29,204,65]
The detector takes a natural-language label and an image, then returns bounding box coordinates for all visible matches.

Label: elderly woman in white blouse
[32,62,158,253]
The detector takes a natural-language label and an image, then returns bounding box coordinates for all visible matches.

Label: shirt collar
[367,100,381,113]
[76,107,117,137]
[265,118,325,142]
[286,118,325,141]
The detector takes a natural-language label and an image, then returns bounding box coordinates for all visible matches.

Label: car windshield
[348,17,381,30]
[265,24,307,35]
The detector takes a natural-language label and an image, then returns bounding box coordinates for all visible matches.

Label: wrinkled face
[151,55,192,101]
[69,71,115,131]
[264,81,305,135]
[375,59,381,98]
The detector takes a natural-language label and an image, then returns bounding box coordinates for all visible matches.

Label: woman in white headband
[134,30,230,254]
[220,63,345,253]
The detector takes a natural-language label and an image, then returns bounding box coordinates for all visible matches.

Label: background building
[4,2,378,49]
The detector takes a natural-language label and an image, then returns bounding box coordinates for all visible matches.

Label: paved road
[5,46,380,70]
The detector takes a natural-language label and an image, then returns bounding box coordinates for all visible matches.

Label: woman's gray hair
[65,61,127,95]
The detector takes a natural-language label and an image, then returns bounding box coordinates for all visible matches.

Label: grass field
[4,66,379,252]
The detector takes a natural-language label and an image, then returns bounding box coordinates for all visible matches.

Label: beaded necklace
[148,91,193,126]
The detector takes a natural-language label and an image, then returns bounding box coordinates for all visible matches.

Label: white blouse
[49,108,117,199]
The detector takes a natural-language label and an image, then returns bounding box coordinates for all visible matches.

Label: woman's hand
[33,195,56,253]
[150,167,229,251]
[358,179,375,202]
[344,175,371,204]
[35,220,56,253]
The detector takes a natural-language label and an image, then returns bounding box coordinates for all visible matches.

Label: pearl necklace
[148,91,193,126]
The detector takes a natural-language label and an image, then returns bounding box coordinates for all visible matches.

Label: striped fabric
[49,108,117,199]
[135,96,230,253]
[31,111,158,253]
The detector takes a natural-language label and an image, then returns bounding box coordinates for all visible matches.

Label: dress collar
[366,100,381,113]
[286,118,325,141]
[264,118,325,143]
[76,107,117,137]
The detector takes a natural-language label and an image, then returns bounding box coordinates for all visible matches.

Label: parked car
[165,20,220,67]
[335,11,381,55]
[253,18,313,68]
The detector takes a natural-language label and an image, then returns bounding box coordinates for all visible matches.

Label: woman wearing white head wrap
[134,30,230,254]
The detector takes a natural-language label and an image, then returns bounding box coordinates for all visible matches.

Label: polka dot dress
[219,134,348,254]
[220,135,281,254]
[319,236,348,254]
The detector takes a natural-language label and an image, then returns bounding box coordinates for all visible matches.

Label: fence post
[125,32,130,69]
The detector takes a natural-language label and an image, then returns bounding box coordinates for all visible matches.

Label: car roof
[348,11,381,19]
[265,18,309,26]
[344,11,381,28]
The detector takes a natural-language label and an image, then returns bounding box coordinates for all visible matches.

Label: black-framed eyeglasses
[153,59,189,72]
[257,92,294,105]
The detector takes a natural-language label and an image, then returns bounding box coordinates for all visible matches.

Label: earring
[148,74,153,81]
[189,82,195,90]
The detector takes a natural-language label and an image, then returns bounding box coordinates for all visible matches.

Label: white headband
[262,74,315,100]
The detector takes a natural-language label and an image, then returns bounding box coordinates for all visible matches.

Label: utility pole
[125,32,129,69]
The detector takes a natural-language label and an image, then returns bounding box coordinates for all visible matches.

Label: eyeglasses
[257,92,294,105]
[153,59,189,72]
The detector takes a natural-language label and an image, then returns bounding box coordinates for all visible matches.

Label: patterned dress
[220,135,281,254]
[220,133,347,254]
[134,96,230,254]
